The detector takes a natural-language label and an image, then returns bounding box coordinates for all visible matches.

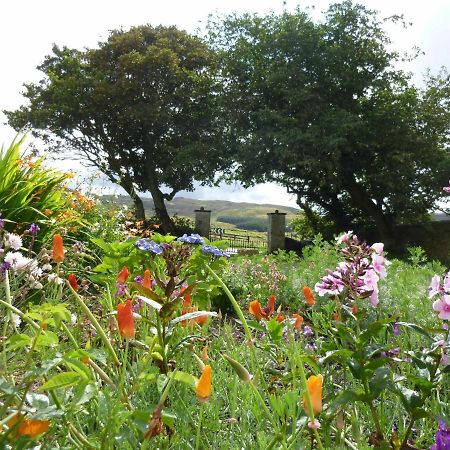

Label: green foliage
[0,136,74,236]
[5,26,227,232]
[209,2,450,241]
[216,214,267,231]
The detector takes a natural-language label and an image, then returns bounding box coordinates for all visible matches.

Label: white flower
[5,233,22,250]
[48,273,64,285]
[12,313,22,327]
[71,314,77,325]
[42,264,53,272]
[4,252,36,272]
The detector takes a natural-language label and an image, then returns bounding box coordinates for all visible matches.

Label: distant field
[103,195,299,232]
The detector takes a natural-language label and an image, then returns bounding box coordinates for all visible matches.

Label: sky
[1,0,450,208]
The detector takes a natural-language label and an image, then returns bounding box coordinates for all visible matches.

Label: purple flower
[177,233,204,245]
[306,342,317,352]
[28,223,40,235]
[132,297,144,312]
[392,322,401,336]
[115,282,128,297]
[302,326,314,338]
[443,181,450,193]
[137,239,163,255]
[0,261,11,274]
[429,275,442,299]
[201,245,230,258]
[134,275,144,285]
[431,420,450,450]
[0,212,4,228]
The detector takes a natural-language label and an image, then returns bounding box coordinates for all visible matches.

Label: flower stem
[195,402,204,450]
[67,282,120,366]
[119,339,129,398]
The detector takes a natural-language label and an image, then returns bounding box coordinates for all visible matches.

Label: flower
[28,223,40,236]
[249,300,266,321]
[433,295,450,320]
[431,420,450,450]
[336,230,353,244]
[137,239,163,255]
[443,181,450,193]
[143,269,152,290]
[67,273,79,291]
[117,266,130,284]
[52,234,65,262]
[201,245,230,258]
[303,374,323,415]
[117,299,135,339]
[177,233,205,245]
[4,252,36,273]
[292,313,304,330]
[7,414,49,438]
[429,275,442,299]
[196,364,212,402]
[5,233,22,250]
[303,286,315,306]
[302,325,314,338]
[201,346,209,362]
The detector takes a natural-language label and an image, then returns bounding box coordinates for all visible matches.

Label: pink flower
[429,275,441,298]
[371,243,384,254]
[362,269,380,307]
[433,295,450,320]
[443,181,450,193]
[372,255,388,279]
[336,231,352,244]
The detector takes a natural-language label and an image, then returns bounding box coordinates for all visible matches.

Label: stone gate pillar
[267,210,286,253]
[194,207,211,237]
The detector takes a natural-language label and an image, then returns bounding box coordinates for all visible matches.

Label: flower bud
[222,354,252,383]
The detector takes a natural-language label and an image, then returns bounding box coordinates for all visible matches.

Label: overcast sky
[1,0,449,207]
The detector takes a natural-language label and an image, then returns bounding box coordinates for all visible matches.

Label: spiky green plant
[0,136,76,236]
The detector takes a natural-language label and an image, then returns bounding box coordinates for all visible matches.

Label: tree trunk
[344,178,394,245]
[121,173,146,220]
[147,178,176,234]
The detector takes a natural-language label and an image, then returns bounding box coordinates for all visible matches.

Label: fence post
[267,210,286,253]
[194,207,211,237]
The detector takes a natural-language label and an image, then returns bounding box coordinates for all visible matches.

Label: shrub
[0,136,76,237]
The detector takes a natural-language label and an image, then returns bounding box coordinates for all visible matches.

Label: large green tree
[209,1,450,243]
[6,25,225,233]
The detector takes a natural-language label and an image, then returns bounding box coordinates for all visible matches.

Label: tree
[209,1,450,243]
[6,25,225,233]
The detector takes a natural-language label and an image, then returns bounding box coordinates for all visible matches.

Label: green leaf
[246,320,267,332]
[169,371,198,389]
[396,322,434,341]
[395,384,423,411]
[327,389,365,416]
[319,349,354,364]
[162,410,177,429]
[266,318,283,342]
[369,367,393,397]
[6,334,31,350]
[39,371,82,391]
[0,377,18,395]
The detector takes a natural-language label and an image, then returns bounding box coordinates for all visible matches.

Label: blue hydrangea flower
[136,238,163,255]
[177,233,205,245]
[201,245,230,258]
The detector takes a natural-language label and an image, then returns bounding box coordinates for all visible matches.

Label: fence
[209,230,267,252]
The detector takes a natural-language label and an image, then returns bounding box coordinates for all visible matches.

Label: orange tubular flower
[249,300,266,321]
[201,346,209,362]
[332,311,339,321]
[196,364,212,402]
[117,266,130,284]
[67,273,79,291]
[303,375,323,415]
[303,286,316,306]
[276,314,285,323]
[143,269,152,289]
[52,234,65,262]
[117,299,135,339]
[267,295,276,315]
[292,313,304,330]
[8,414,49,438]
[352,304,358,315]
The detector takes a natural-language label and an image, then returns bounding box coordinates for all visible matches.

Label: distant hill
[103,195,299,231]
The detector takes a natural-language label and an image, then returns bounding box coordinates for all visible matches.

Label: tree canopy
[6,25,225,232]
[208,1,450,243]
